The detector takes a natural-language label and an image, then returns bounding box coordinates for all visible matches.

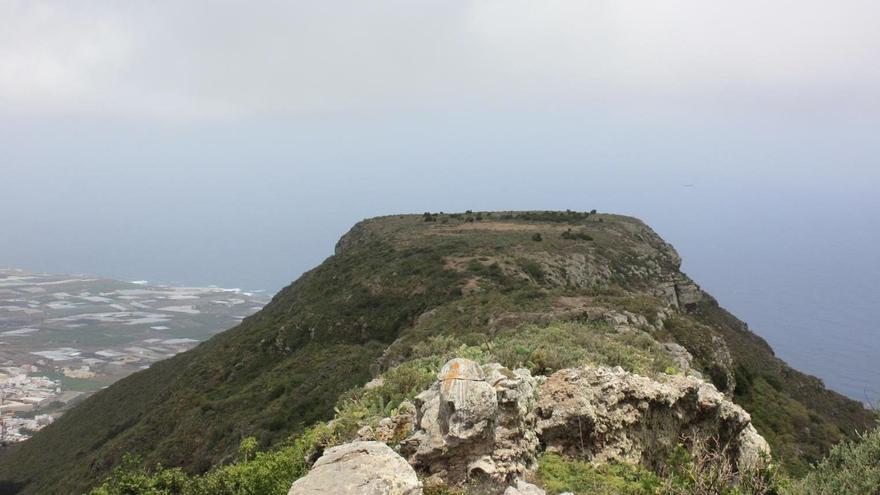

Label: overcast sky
[3,0,880,121]
[1,0,879,291]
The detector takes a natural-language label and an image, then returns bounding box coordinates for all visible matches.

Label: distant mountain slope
[0,212,872,494]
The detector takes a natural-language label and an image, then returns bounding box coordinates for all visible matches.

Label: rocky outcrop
[291,358,769,494]
[398,358,768,492]
[661,342,695,373]
[655,277,703,311]
[288,441,421,495]
[535,366,768,471]
[401,359,541,485]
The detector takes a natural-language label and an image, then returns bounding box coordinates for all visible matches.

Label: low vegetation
[89,428,330,495]
[789,425,880,494]
[537,453,661,495]
[560,228,593,241]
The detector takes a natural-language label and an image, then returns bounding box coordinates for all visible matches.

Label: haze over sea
[2,112,878,405]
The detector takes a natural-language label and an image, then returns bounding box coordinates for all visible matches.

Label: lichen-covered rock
[438,358,498,441]
[736,424,772,471]
[675,280,703,309]
[288,441,421,495]
[394,358,768,492]
[534,366,764,471]
[662,342,694,372]
[503,479,546,495]
[401,359,540,485]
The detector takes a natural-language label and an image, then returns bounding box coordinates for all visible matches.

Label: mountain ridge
[0,211,872,494]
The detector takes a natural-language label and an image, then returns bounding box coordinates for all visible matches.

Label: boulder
[288,441,421,495]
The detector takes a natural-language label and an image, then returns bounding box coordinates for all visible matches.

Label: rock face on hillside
[393,358,769,492]
[535,366,769,472]
[288,441,421,495]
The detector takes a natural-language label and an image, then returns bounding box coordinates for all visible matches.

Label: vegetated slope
[0,212,872,494]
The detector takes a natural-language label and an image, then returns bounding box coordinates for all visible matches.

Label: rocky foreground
[290,357,769,494]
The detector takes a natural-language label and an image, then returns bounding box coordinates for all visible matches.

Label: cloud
[1,0,879,122]
[0,2,130,109]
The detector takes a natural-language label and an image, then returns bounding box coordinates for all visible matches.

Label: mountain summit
[0,211,872,494]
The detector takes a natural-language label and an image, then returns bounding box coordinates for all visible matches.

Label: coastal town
[0,268,269,443]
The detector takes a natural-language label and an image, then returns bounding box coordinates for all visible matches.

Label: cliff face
[0,212,872,494]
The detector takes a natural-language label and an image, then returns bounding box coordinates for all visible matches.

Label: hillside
[0,211,873,494]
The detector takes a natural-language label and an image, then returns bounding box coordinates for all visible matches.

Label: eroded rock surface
[503,479,546,495]
[535,366,768,471]
[401,358,540,485]
[399,358,769,491]
[295,358,769,494]
[288,441,421,495]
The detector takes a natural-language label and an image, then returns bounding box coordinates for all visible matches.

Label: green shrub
[561,229,593,241]
[410,320,675,377]
[519,260,546,282]
[537,442,784,495]
[537,453,660,495]
[89,454,193,495]
[513,211,591,223]
[531,233,543,242]
[790,426,880,494]
[89,425,336,495]
[332,359,437,441]
[657,441,784,495]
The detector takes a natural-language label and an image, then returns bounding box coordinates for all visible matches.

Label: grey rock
[736,424,772,471]
[675,279,703,309]
[534,366,766,471]
[662,342,694,372]
[395,359,769,491]
[288,441,421,495]
[365,377,385,390]
[402,359,540,485]
[438,358,498,441]
[503,479,545,495]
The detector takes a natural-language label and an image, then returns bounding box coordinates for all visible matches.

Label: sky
[2,1,880,121]
[2,2,880,400]
[2,0,878,285]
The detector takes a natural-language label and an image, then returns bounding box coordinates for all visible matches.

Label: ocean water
[649,185,880,406]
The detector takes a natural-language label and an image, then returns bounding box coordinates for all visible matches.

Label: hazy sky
[3,1,880,121]
[1,0,879,290]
